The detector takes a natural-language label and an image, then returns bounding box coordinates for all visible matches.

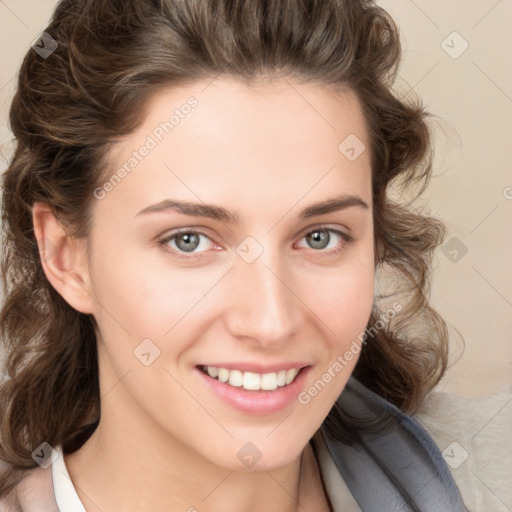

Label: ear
[32,202,95,314]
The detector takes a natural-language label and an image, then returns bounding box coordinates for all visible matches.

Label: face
[86,77,374,471]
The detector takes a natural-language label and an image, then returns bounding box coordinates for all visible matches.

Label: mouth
[197,365,304,391]
[195,363,311,414]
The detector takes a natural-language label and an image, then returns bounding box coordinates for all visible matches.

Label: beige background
[0,1,511,510]
[379,0,512,399]
[0,2,511,396]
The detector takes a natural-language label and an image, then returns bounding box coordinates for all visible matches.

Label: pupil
[308,230,329,249]
[177,233,199,252]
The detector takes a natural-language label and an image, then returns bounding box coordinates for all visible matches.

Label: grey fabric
[311,429,362,511]
[413,383,512,511]
[322,377,469,511]
[0,377,469,511]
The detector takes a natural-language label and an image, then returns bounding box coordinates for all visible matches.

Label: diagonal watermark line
[265,265,336,335]
[265,471,312,512]
[164,163,234,235]
[411,474,436,503]
[396,74,413,92]
[201,73,221,93]
[471,266,512,308]
[265,411,293,438]
[163,267,234,336]
[0,0,29,29]
[406,62,439,98]
[101,369,132,400]
[164,163,204,201]
[266,164,336,234]
[470,204,499,233]
[64,269,132,336]
[471,469,510,510]
[0,75,16,93]
[406,0,439,29]
[471,0,502,30]
[163,367,234,438]
[278,73,336,131]
[472,61,512,103]
[62,471,105,512]
[396,189,423,216]
[200,470,233,502]
[471,395,511,440]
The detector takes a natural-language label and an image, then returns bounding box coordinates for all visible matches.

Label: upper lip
[198,362,310,373]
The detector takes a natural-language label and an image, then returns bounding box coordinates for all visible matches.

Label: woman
[0,0,468,510]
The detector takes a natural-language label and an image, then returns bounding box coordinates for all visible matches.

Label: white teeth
[218,368,229,383]
[207,366,218,378]
[243,371,261,390]
[286,368,299,385]
[229,370,243,387]
[203,366,301,390]
[260,372,278,390]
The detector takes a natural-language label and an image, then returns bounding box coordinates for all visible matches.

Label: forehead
[99,77,372,218]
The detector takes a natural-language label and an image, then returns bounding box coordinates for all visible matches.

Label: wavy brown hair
[1,0,452,495]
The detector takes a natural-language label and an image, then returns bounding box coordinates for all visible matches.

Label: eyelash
[157,226,354,260]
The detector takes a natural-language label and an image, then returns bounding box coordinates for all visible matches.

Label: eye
[296,227,353,254]
[158,229,215,256]
[157,226,353,259]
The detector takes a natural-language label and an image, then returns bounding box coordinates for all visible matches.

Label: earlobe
[32,202,95,315]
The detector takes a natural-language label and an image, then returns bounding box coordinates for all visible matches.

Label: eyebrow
[135,193,369,223]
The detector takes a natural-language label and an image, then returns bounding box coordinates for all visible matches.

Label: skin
[33,77,375,512]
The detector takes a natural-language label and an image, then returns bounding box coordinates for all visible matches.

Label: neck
[64,392,327,512]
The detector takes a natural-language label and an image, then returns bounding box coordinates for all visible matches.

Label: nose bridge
[225,246,301,346]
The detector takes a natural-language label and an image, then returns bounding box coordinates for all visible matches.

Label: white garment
[46,433,361,512]
[1,376,474,511]
[51,445,86,512]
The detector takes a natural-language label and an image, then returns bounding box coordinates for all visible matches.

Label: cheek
[296,260,374,407]
[88,242,225,359]
[300,251,375,342]
[319,268,373,320]
[88,224,375,360]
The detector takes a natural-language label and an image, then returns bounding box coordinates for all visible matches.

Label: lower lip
[195,366,311,414]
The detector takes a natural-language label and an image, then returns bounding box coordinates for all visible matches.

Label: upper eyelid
[158,225,352,250]
[158,228,214,246]
[296,224,352,240]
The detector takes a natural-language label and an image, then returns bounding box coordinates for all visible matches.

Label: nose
[223,250,304,349]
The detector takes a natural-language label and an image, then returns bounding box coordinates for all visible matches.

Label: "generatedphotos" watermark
[298,301,402,405]
[93,97,198,200]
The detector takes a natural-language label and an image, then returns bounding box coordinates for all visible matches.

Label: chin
[213,432,310,473]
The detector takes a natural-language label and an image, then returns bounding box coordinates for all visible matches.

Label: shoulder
[414,383,512,512]
[0,465,59,512]
[320,377,469,512]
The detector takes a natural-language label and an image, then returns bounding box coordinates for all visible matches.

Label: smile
[200,365,301,391]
